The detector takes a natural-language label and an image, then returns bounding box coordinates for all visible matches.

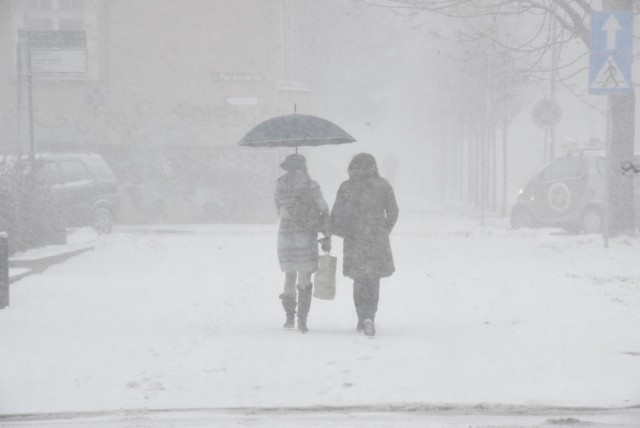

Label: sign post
[589,10,633,247]
[532,98,562,163]
[589,11,633,96]
[17,30,88,155]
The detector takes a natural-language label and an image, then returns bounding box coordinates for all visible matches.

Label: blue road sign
[589,11,633,95]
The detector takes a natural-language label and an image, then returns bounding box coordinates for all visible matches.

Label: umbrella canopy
[238,114,356,148]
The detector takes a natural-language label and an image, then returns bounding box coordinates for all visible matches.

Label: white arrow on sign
[602,14,622,50]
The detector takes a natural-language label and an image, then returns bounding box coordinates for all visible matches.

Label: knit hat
[280,154,307,171]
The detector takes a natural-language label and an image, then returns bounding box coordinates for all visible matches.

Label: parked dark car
[510,149,639,234]
[37,152,120,234]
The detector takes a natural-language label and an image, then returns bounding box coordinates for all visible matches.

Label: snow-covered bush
[0,156,61,255]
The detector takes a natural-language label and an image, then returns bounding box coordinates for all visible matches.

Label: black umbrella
[238,114,356,152]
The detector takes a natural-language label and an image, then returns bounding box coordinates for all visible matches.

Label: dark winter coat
[330,168,398,279]
[275,170,330,273]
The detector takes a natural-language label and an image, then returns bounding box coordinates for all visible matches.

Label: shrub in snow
[0,156,61,255]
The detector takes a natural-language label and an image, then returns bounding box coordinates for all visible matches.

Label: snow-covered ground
[0,209,639,426]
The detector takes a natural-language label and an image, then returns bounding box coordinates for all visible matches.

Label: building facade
[0,0,312,223]
[0,0,309,153]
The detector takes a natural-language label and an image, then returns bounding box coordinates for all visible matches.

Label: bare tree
[367,0,638,233]
[374,2,537,216]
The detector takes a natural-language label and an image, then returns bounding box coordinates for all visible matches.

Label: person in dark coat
[330,153,398,336]
[274,154,331,333]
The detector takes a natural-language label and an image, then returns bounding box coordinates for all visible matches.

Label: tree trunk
[605,0,636,234]
[501,116,509,216]
[609,92,636,234]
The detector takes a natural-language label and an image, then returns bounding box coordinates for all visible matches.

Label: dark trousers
[353,277,380,321]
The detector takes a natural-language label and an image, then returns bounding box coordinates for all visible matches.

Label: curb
[8,243,95,283]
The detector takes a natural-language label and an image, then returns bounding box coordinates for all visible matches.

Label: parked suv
[38,152,120,234]
[510,149,608,233]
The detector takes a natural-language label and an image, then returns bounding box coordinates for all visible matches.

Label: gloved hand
[318,236,331,253]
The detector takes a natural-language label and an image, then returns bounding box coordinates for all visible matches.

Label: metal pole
[26,31,35,157]
[603,96,612,248]
[16,41,23,153]
[543,128,549,164]
[0,232,9,309]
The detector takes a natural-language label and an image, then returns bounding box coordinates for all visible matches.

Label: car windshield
[60,159,90,182]
[540,157,584,181]
[39,160,62,184]
[88,159,115,180]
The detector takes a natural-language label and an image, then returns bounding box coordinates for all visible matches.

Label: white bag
[313,254,337,300]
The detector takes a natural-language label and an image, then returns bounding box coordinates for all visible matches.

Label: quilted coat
[275,170,329,273]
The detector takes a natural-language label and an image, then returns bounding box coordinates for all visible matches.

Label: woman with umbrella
[330,153,399,337]
[275,154,331,333]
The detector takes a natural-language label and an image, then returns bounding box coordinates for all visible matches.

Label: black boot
[363,318,375,336]
[297,284,312,333]
[279,293,296,329]
[356,318,365,333]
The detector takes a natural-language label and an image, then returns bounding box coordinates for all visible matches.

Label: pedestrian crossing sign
[589,11,633,95]
[590,54,632,94]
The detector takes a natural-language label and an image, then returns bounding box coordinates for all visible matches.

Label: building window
[27,0,85,30]
[29,0,53,12]
[26,18,54,30]
[58,18,84,31]
[58,0,83,12]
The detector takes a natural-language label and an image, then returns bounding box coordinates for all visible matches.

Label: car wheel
[511,206,535,229]
[582,207,603,234]
[92,207,113,235]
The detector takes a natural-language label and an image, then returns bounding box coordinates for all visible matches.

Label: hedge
[0,156,61,255]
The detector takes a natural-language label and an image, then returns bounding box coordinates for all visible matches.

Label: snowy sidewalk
[7,228,99,283]
[0,212,639,424]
